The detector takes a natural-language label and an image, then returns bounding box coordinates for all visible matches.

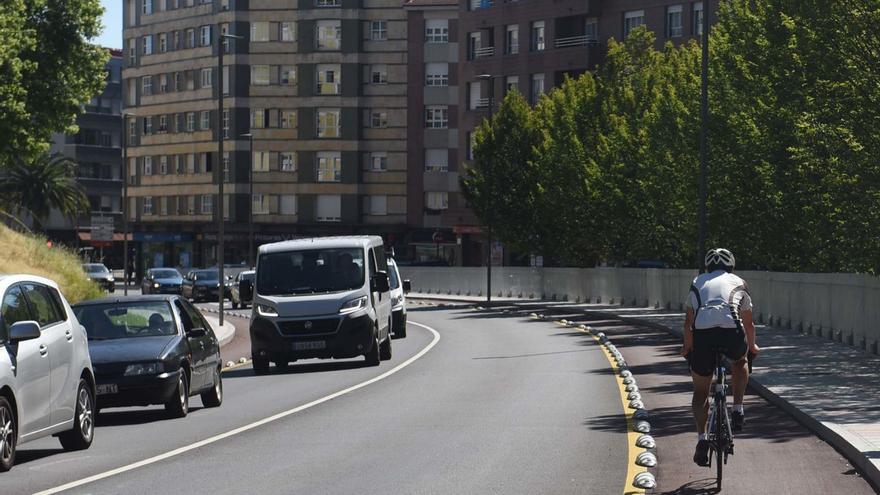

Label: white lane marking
[34,322,441,495]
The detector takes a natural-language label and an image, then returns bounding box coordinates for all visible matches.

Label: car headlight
[339,296,368,314]
[124,362,163,376]
[257,304,278,317]
[153,283,160,288]
[108,276,115,282]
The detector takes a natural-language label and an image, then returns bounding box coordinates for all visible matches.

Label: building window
[200,68,212,88]
[624,10,646,37]
[186,112,196,132]
[316,20,341,50]
[370,20,388,41]
[128,119,136,142]
[466,132,475,160]
[128,39,136,65]
[280,195,297,215]
[143,156,153,176]
[506,25,519,54]
[252,194,269,215]
[143,35,153,55]
[143,196,153,215]
[174,72,182,91]
[173,30,181,50]
[186,28,195,49]
[201,195,213,215]
[251,65,270,85]
[369,196,388,216]
[693,3,704,36]
[281,22,296,41]
[316,195,341,222]
[159,33,167,53]
[467,32,480,60]
[425,19,449,43]
[425,63,449,86]
[370,152,387,172]
[317,152,342,182]
[253,151,270,172]
[141,76,152,95]
[425,192,448,211]
[275,152,294,172]
[281,110,297,129]
[281,66,297,86]
[667,5,684,38]
[222,109,230,138]
[369,110,388,129]
[505,75,519,94]
[316,0,340,6]
[251,108,266,129]
[531,21,545,51]
[222,152,230,182]
[187,153,196,173]
[531,73,545,104]
[425,149,448,172]
[142,0,152,15]
[585,18,599,41]
[200,111,210,130]
[160,197,168,216]
[202,152,212,173]
[159,155,168,174]
[143,116,153,135]
[251,22,269,42]
[200,25,212,46]
[370,65,388,84]
[468,81,482,110]
[158,114,168,132]
[425,106,448,129]
[317,109,341,138]
[159,74,168,93]
[316,64,340,94]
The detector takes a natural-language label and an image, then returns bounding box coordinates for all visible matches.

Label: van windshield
[257,248,365,296]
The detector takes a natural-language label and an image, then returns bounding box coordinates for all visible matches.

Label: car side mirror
[371,272,390,293]
[187,327,207,338]
[403,280,411,294]
[9,321,41,343]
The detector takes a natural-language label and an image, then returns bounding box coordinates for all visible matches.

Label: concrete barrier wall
[399,266,880,354]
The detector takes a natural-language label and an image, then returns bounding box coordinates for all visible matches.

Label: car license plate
[97,384,118,395]
[293,341,326,351]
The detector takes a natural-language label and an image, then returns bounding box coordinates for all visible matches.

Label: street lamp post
[218,30,243,327]
[239,133,254,267]
[121,112,133,295]
[476,74,496,306]
[697,2,712,269]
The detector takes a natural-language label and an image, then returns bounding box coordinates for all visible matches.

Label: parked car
[72,295,222,418]
[141,268,184,295]
[0,275,96,472]
[181,268,230,302]
[250,236,393,374]
[230,270,255,310]
[388,258,411,339]
[82,263,115,292]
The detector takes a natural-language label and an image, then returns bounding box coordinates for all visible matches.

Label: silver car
[0,275,96,472]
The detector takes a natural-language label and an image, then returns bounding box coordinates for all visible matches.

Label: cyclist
[680,248,760,466]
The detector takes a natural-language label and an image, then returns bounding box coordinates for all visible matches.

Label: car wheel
[365,332,381,366]
[200,367,223,407]
[58,379,94,451]
[252,357,270,375]
[0,396,16,472]
[165,370,189,418]
[393,318,407,339]
[379,332,393,361]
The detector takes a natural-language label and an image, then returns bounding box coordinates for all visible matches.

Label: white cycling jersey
[685,270,752,330]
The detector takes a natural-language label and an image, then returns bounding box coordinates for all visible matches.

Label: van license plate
[293,341,326,351]
[97,384,118,395]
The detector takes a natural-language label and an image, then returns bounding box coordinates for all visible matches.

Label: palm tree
[0,153,90,232]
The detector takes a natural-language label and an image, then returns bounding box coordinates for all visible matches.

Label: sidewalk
[409,292,880,489]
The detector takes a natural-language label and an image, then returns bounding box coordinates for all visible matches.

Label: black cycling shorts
[689,327,748,377]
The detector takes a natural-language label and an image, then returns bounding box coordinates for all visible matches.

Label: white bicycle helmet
[705,248,735,271]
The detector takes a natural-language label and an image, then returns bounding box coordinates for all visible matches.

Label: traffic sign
[91,216,115,242]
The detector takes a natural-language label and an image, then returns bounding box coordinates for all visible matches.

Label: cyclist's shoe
[732,411,745,432]
[693,440,711,466]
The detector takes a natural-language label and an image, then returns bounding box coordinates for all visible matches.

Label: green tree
[0,0,108,165]
[0,153,90,232]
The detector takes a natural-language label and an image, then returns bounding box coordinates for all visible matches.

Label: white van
[249,236,393,373]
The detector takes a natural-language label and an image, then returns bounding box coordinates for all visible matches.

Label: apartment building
[122,0,408,271]
[46,51,124,266]
[455,0,717,264]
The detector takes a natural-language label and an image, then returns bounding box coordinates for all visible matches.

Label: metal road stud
[627,391,642,401]
[597,332,607,340]
[239,357,247,364]
[225,361,235,368]
[560,319,569,325]
[632,472,657,489]
[625,384,638,393]
[530,313,538,318]
[629,399,645,410]
[635,451,657,467]
[622,376,635,385]
[578,324,588,330]
[635,434,656,449]
[619,370,633,379]
[634,420,651,433]
[634,409,650,420]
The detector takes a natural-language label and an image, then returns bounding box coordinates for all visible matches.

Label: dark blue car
[141,268,184,294]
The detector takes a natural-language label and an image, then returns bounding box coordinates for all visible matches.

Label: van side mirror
[9,321,41,343]
[402,280,411,294]
[371,272,390,293]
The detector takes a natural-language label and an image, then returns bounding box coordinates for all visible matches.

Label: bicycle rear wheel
[715,399,725,489]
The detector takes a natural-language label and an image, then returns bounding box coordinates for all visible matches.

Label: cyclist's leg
[689,329,715,435]
[724,327,749,430]
[692,371,713,434]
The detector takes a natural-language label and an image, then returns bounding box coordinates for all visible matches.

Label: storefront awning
[77,232,132,242]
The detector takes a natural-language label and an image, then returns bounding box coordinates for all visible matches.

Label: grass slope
[0,224,104,304]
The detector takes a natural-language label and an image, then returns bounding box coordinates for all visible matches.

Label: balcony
[554,35,598,49]
[474,46,495,58]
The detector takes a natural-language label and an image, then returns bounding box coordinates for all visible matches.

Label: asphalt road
[2,305,628,495]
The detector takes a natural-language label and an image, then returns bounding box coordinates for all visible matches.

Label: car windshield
[151,269,181,279]
[194,269,219,281]
[240,272,255,282]
[257,248,365,296]
[73,301,177,340]
[83,264,109,274]
[388,262,400,290]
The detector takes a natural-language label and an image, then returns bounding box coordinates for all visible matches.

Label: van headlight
[257,304,278,317]
[124,362,163,376]
[339,296,368,314]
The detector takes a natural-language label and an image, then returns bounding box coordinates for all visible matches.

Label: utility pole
[122,112,133,295]
[476,74,496,306]
[240,133,254,267]
[697,2,712,269]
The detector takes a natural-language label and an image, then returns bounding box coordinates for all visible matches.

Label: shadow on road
[97,407,203,427]
[222,359,369,379]
[15,448,66,466]
[473,348,592,360]
[657,478,720,495]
